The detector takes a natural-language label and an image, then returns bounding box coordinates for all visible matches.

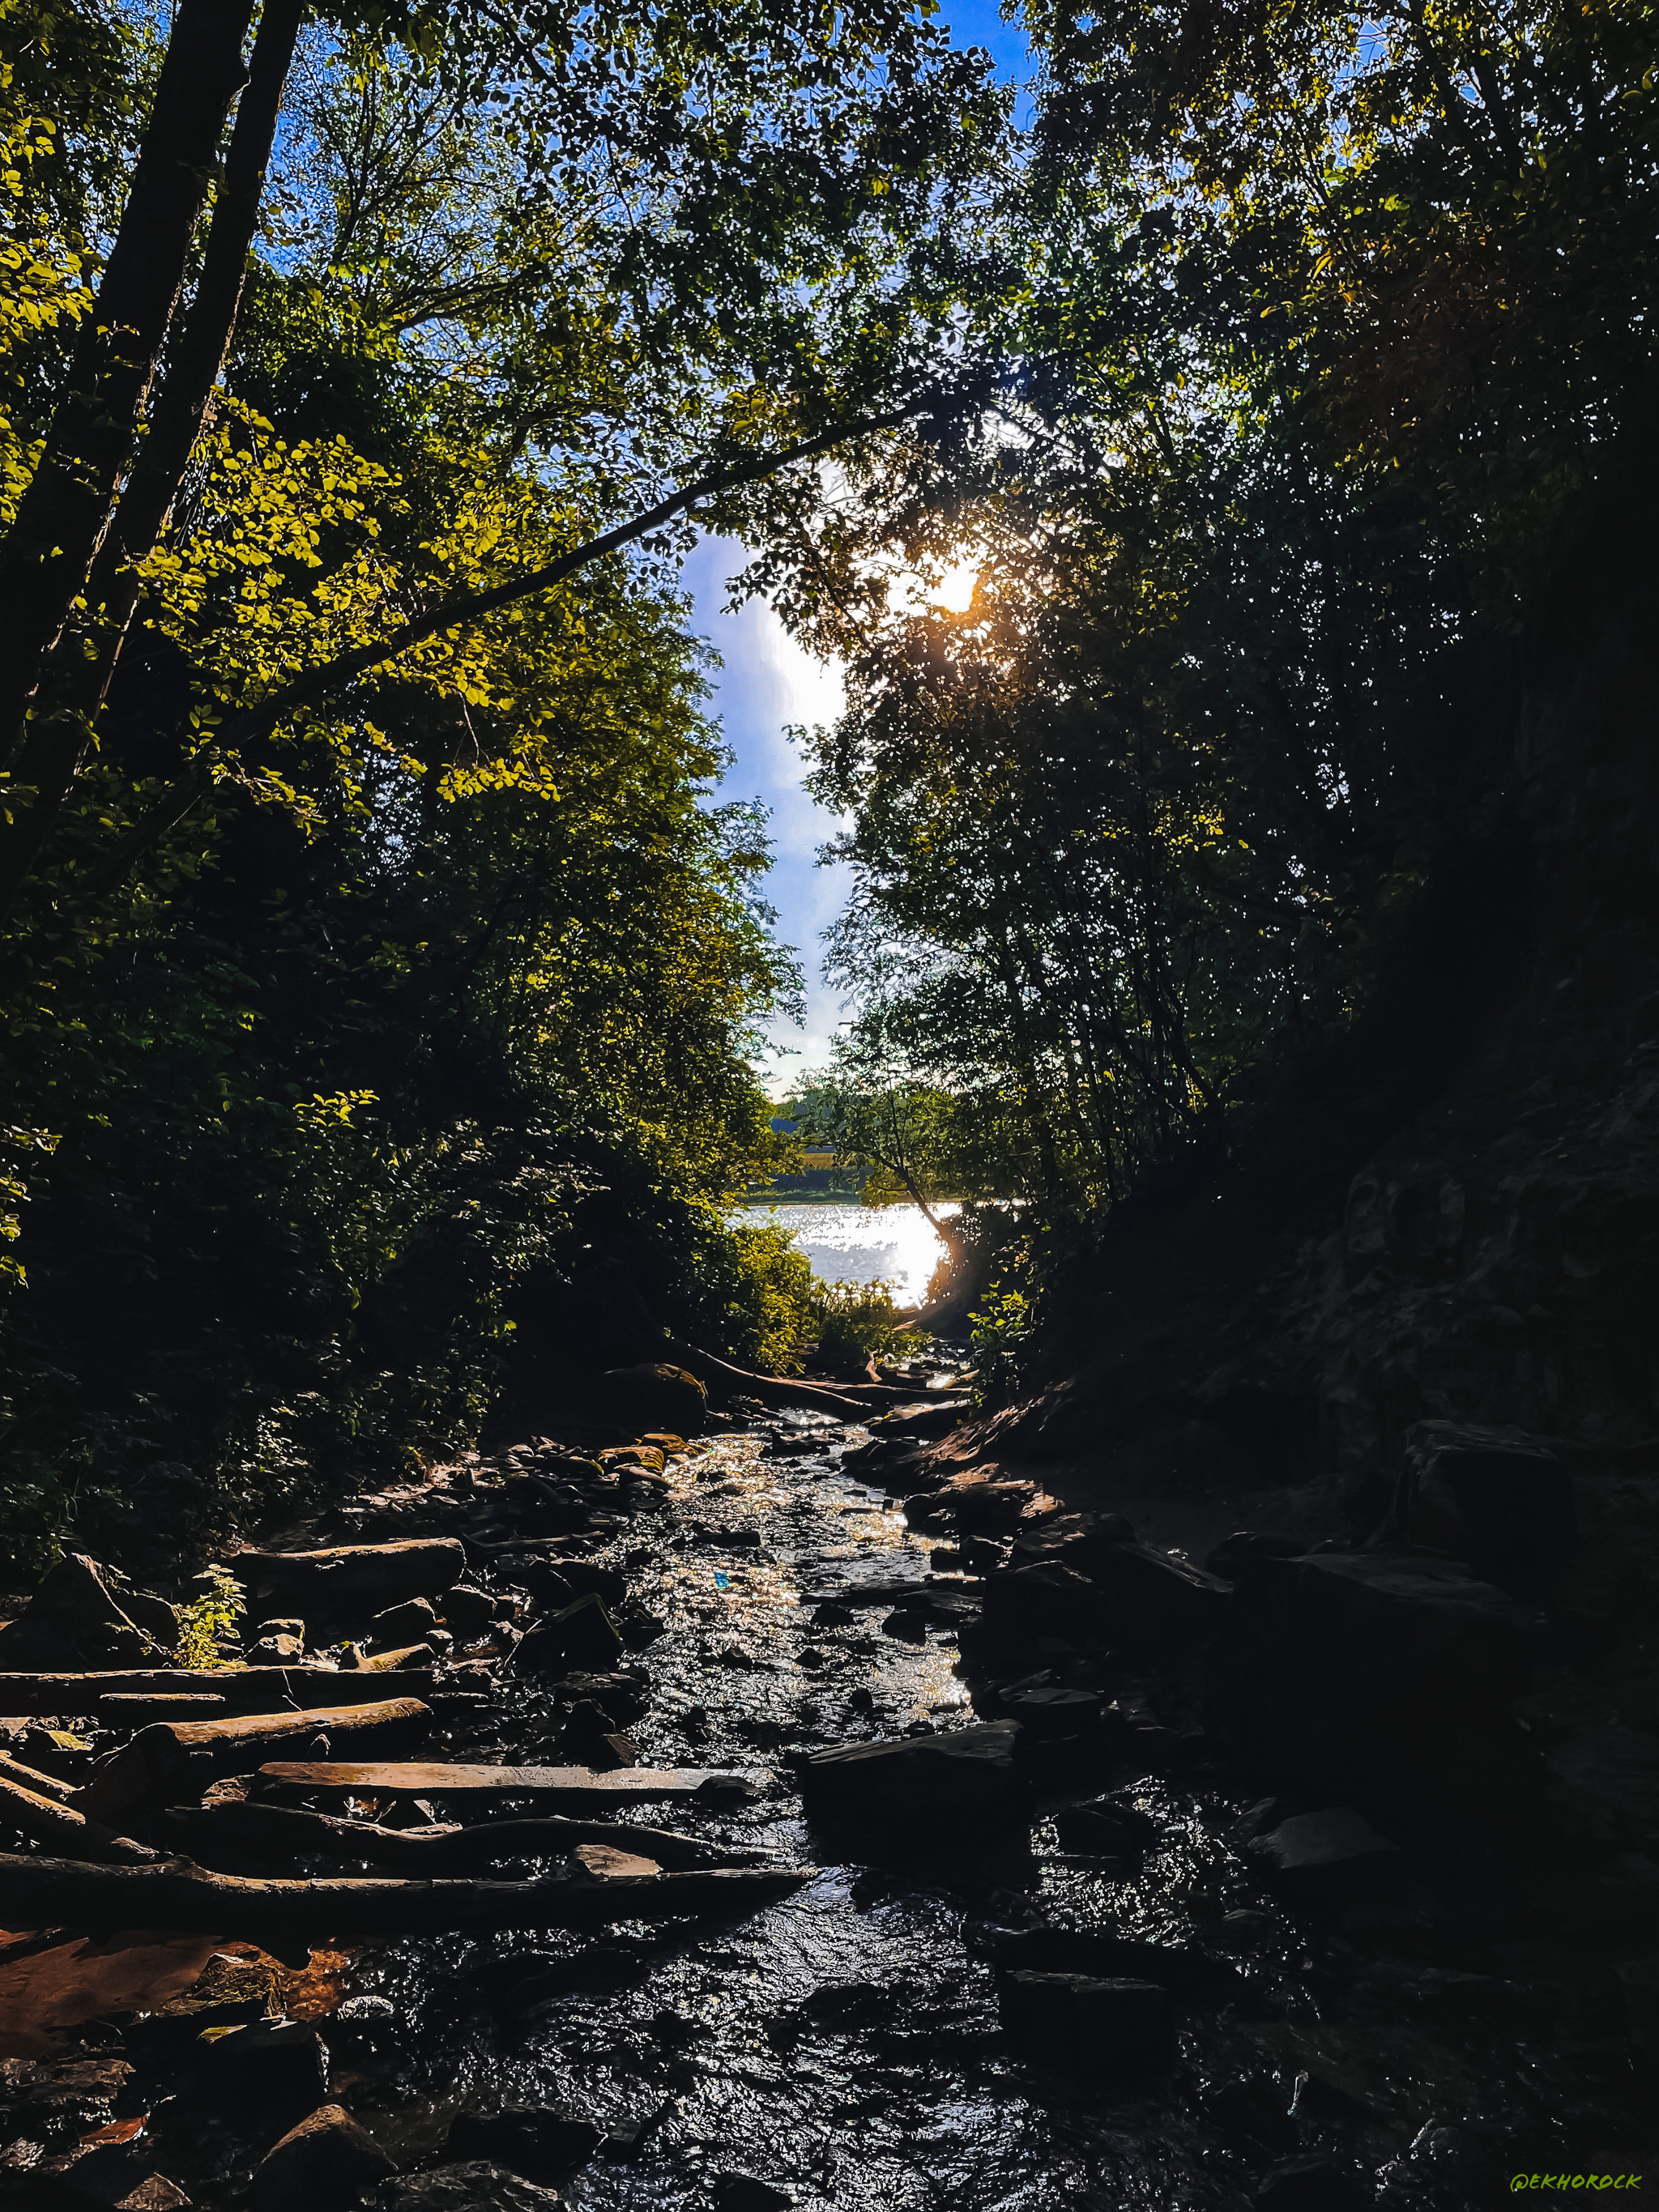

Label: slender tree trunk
[0,0,303,926]
[0,0,256,763]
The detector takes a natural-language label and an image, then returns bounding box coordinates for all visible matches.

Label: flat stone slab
[258,1761,721,1801]
[798,1721,1032,1828]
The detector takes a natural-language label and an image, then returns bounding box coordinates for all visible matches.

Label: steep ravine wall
[990,595,1659,1539]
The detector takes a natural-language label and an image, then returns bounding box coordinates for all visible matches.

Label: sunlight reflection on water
[736,1198,958,1303]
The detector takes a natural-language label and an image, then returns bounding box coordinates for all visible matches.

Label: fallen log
[0,1851,812,1942]
[254,1758,716,1805]
[0,1666,433,1715]
[0,1771,158,1864]
[664,1339,869,1421]
[74,1698,433,1821]
[0,1750,79,1805]
[166,1800,760,1873]
[234,1538,466,1614]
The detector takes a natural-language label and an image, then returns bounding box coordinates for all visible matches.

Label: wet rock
[377,2163,560,2212]
[252,1616,305,1642]
[1396,1420,1576,1598]
[249,2103,397,2210]
[1249,1807,1401,1903]
[1204,1549,1533,1785]
[908,1476,1055,1534]
[513,1593,623,1674]
[880,1609,928,1643]
[247,1632,305,1664]
[1255,2155,1367,2210]
[999,1969,1175,2069]
[1002,1685,1105,1739]
[367,1596,438,1648]
[447,2105,601,2183]
[711,2177,794,2210]
[1085,1541,1233,1651]
[1052,1799,1149,1854]
[868,1399,971,1440]
[1213,1908,1274,1948]
[1203,1531,1307,1581]
[1202,2072,1299,2152]
[440,1586,495,1636]
[982,1562,1102,1645]
[798,1720,1032,1832]
[600,1362,709,1435]
[190,2018,328,2132]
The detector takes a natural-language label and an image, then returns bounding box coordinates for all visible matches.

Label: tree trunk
[0,0,313,919]
[0,0,256,767]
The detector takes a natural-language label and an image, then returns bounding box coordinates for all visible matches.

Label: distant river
[736,1199,960,1306]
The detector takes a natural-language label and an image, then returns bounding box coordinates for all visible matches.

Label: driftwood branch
[0,1771,158,1865]
[74,1698,432,1821]
[165,1800,759,1874]
[0,1852,812,1942]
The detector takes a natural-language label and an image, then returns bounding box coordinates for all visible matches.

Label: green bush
[810,1277,908,1371]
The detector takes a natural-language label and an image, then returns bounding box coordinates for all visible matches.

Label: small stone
[378,2162,561,2211]
[880,1609,928,1643]
[1255,2156,1367,2210]
[514,1592,623,1674]
[249,2103,397,2210]
[447,2105,601,2183]
[712,2177,794,2210]
[441,1586,495,1635]
[368,1596,439,1647]
[811,1602,855,1627]
[799,1721,1031,1832]
[190,2018,328,2133]
[1248,1807,1400,1896]
[1000,1970,1175,2069]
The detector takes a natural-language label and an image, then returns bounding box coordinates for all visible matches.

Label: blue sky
[692,2,1034,1095]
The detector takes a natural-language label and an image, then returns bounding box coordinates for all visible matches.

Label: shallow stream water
[281,1417,1637,2211]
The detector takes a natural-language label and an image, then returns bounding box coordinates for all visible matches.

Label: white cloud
[684,537,852,1089]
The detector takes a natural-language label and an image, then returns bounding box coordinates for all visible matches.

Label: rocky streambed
[1,1392,1654,2210]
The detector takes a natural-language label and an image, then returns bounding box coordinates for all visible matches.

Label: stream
[215,1415,1624,2211]
[3,1403,1644,2208]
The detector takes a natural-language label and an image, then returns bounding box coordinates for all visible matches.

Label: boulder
[446,2104,601,2183]
[378,2163,561,2212]
[868,1398,971,1440]
[999,1970,1175,2069]
[239,1541,466,1621]
[1202,1531,1307,1581]
[713,2179,795,2210]
[1204,1548,1534,1786]
[0,1554,171,1670]
[798,1720,1032,1833]
[368,1596,439,1648]
[247,1633,305,1664]
[1000,1686,1105,1740]
[907,1477,1056,1534]
[1248,1807,1401,1904]
[249,2103,398,2210]
[1052,1800,1152,1856]
[1085,1542,1232,1651]
[982,1563,1102,1645]
[1396,1421,1576,1598]
[440,1586,496,1636]
[600,1362,709,1435]
[1256,2157,1367,2210]
[190,2019,329,2133]
[514,1593,623,1675]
